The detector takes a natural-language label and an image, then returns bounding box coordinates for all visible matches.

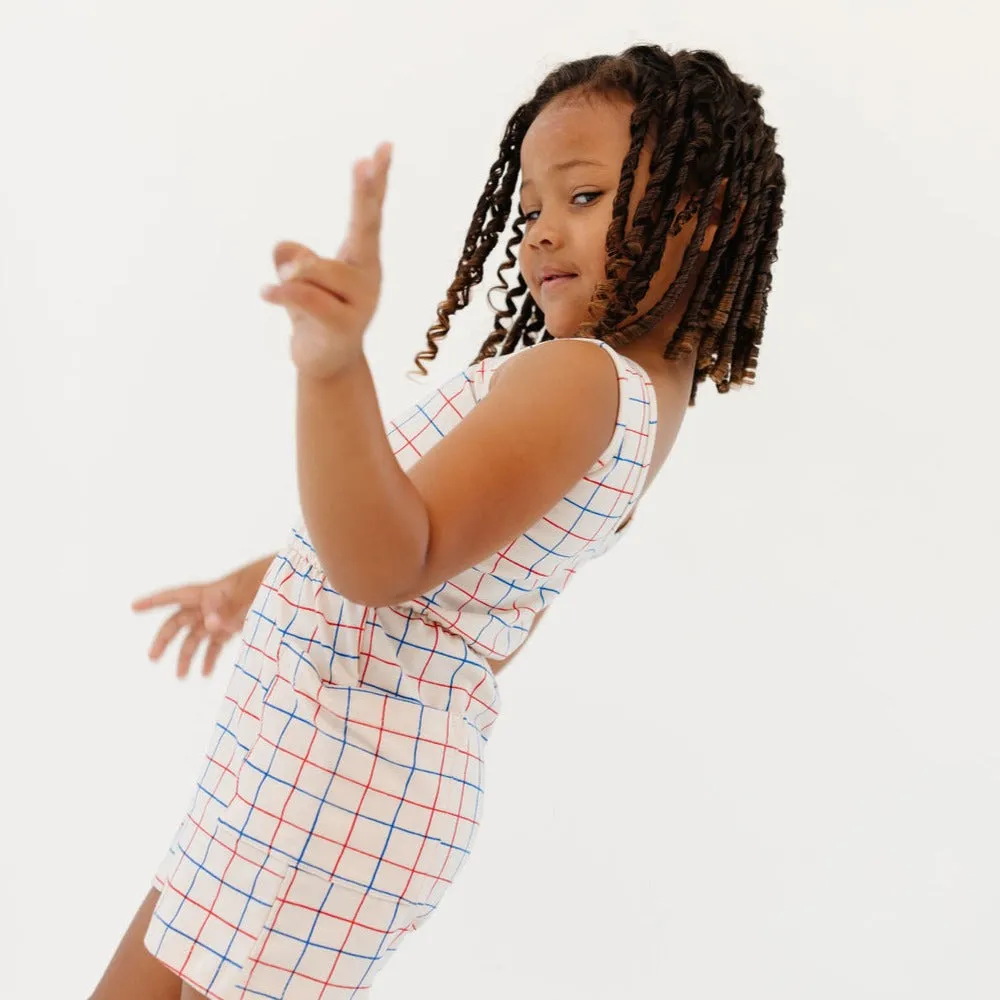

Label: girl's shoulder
[385,338,654,605]
[469,336,653,410]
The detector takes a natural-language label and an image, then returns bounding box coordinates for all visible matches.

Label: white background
[2,1,998,997]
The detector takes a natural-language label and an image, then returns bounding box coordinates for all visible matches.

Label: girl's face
[517,92,719,340]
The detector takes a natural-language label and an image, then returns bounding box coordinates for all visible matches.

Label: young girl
[91,43,784,1000]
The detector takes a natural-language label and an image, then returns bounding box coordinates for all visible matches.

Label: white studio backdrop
[1,1,998,997]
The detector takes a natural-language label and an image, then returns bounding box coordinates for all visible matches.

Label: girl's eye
[522,190,602,223]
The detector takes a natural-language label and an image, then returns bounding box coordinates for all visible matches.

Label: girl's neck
[615,300,699,380]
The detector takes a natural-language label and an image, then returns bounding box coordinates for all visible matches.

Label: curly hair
[408,44,786,406]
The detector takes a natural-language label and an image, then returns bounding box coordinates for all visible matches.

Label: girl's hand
[260,141,393,380]
[131,557,271,679]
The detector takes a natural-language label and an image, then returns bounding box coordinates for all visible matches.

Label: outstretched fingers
[176,624,207,679]
[148,608,199,663]
[132,585,200,612]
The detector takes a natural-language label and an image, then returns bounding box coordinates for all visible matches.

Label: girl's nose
[527,216,563,249]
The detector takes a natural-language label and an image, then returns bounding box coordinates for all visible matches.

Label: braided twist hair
[410,44,785,406]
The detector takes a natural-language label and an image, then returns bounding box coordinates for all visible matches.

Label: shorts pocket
[214,676,461,910]
[144,812,292,999]
[235,852,423,995]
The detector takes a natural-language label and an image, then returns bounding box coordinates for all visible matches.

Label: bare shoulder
[386,340,621,605]
[489,336,618,392]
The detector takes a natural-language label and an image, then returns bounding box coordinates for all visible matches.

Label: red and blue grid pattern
[383,337,658,667]
[143,337,656,997]
[146,544,487,997]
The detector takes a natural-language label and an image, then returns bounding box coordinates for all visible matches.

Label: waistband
[276,527,497,743]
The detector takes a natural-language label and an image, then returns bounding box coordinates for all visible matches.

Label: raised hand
[260,141,393,379]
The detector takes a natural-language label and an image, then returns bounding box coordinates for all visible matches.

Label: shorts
[143,546,488,998]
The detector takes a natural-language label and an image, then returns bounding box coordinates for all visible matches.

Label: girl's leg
[89,888,183,1000]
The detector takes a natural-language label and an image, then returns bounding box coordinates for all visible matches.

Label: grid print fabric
[279,529,504,737]
[375,336,658,666]
[145,546,487,998]
[144,337,655,997]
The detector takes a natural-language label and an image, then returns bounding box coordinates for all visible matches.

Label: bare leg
[90,888,183,1000]
[180,985,210,1000]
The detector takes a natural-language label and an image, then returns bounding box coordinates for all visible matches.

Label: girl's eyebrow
[519,157,606,193]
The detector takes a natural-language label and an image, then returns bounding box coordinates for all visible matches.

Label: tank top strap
[560,337,658,498]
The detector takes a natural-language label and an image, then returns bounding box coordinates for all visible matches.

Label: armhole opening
[580,340,627,477]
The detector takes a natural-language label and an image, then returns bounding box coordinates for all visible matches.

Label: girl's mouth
[541,274,577,290]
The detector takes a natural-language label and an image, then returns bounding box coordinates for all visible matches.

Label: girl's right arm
[132,552,277,678]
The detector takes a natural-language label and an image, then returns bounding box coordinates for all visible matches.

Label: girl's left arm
[296,337,619,611]
[261,145,617,611]
[262,143,427,605]
[295,359,428,606]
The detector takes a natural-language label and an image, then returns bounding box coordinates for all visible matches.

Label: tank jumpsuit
[141,336,658,998]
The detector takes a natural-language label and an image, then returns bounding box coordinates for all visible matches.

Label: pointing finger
[338,142,392,267]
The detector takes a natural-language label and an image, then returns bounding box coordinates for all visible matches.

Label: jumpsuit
[142,337,658,998]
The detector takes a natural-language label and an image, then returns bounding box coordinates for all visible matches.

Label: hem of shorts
[142,942,230,1000]
[146,865,234,1000]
